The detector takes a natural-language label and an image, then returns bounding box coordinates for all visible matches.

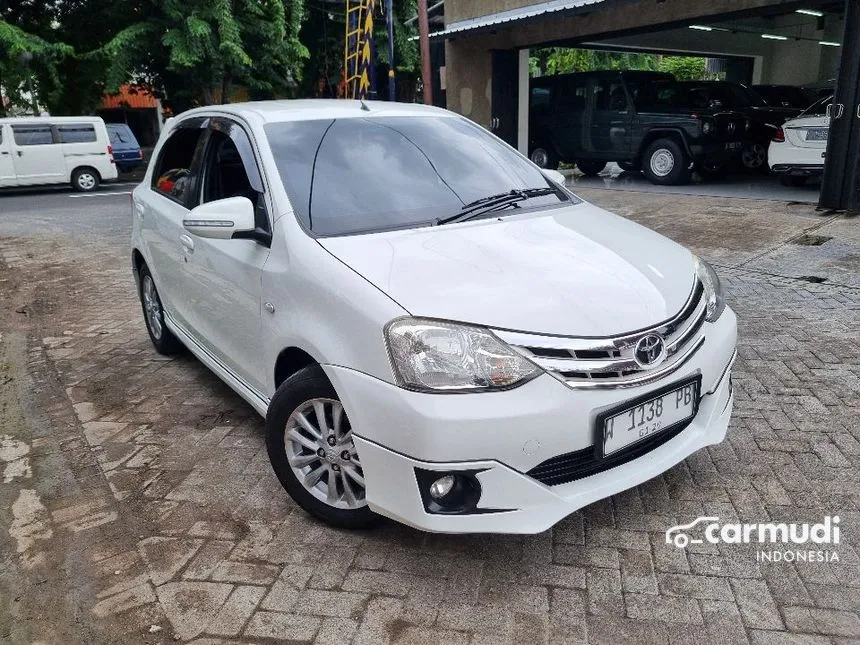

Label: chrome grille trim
[494,279,707,389]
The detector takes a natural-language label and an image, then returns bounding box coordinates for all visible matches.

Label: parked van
[0,116,118,192]
[106,122,145,173]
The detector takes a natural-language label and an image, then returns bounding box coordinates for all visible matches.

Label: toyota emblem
[634,334,666,367]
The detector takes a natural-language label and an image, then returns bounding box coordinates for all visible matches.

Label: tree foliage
[530,48,708,82]
[656,56,707,81]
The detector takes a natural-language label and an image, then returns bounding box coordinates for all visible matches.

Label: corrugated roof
[429,0,607,38]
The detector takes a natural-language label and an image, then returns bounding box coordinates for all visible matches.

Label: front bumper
[325,308,737,534]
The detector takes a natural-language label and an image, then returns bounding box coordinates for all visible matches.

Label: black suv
[529,71,746,185]
[676,81,802,172]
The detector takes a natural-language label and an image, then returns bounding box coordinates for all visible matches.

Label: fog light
[429,475,456,500]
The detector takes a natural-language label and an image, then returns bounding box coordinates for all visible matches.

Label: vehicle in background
[106,122,144,173]
[0,116,117,192]
[674,81,802,174]
[751,84,817,110]
[529,71,746,185]
[802,79,836,101]
[769,95,832,187]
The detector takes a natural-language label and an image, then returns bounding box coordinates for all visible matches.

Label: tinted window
[108,128,129,145]
[752,86,812,109]
[58,124,97,143]
[594,80,627,112]
[556,81,588,111]
[800,95,832,117]
[152,127,204,205]
[266,116,571,236]
[12,125,54,146]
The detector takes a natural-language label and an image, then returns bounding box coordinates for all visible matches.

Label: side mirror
[183,196,255,240]
[541,168,566,186]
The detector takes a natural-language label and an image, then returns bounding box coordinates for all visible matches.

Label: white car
[768,95,831,187]
[0,116,118,191]
[131,100,737,534]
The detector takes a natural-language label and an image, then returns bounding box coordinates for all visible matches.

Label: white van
[0,116,118,192]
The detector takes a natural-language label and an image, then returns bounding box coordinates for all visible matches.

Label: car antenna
[360,97,371,112]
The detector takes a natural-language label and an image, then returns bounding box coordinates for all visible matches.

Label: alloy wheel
[530,148,549,168]
[742,143,767,169]
[77,172,96,191]
[141,275,163,340]
[284,398,366,509]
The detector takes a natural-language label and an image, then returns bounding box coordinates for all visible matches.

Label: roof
[178,99,454,124]
[100,84,159,110]
[0,116,106,124]
[428,0,607,38]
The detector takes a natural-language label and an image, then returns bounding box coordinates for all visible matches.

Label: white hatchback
[131,100,737,534]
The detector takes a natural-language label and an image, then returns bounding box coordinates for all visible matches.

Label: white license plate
[805,128,829,141]
[601,381,698,457]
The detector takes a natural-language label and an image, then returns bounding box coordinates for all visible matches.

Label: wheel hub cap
[284,398,366,510]
[650,149,675,177]
[142,276,163,340]
[531,148,548,168]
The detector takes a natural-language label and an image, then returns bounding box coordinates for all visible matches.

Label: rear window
[108,126,137,146]
[265,115,572,236]
[58,124,97,143]
[12,125,54,146]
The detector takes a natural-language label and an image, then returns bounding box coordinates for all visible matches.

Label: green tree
[657,56,707,81]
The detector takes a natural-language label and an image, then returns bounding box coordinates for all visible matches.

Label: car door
[135,119,208,332]
[181,117,271,393]
[586,77,632,159]
[10,123,66,185]
[0,126,17,186]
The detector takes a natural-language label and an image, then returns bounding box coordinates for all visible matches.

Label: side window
[594,81,627,112]
[557,82,587,111]
[57,124,97,143]
[152,127,204,206]
[200,123,268,231]
[12,125,54,146]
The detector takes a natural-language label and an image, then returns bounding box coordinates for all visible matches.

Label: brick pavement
[0,190,858,644]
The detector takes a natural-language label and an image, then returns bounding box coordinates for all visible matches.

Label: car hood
[318,202,696,337]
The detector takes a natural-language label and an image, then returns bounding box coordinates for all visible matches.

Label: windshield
[752,86,813,109]
[265,116,572,236]
[800,95,833,117]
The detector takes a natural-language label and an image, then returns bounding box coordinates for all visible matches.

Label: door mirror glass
[541,168,566,186]
[183,196,255,239]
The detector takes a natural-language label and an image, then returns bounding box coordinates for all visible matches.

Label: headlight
[385,318,541,392]
[694,256,726,322]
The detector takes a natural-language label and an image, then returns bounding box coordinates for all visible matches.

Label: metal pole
[417,0,433,105]
[386,0,396,100]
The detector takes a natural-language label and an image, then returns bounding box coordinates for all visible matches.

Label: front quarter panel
[260,225,408,397]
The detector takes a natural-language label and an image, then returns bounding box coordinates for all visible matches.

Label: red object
[107,145,115,163]
[773,127,785,143]
[100,84,158,109]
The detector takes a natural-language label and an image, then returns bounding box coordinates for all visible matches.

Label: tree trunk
[220,71,233,105]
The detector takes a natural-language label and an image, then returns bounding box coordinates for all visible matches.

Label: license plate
[599,379,699,457]
[805,128,829,141]
[725,141,742,151]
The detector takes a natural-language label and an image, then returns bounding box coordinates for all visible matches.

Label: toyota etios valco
[131,100,737,534]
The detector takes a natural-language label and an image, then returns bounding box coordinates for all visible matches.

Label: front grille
[493,279,706,389]
[526,417,693,486]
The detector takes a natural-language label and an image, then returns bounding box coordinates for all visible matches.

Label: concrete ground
[0,182,858,645]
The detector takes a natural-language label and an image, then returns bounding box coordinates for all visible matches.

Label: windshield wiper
[435,187,558,226]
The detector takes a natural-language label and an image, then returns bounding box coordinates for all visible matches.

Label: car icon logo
[665,516,720,548]
[633,334,666,367]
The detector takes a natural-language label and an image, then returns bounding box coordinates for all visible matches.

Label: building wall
[444,38,493,127]
[446,0,548,24]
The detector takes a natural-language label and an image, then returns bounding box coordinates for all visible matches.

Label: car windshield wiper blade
[435,187,558,226]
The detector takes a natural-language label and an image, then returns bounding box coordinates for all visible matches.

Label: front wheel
[138,266,183,355]
[741,142,769,173]
[576,159,607,176]
[530,145,559,170]
[642,139,691,186]
[266,365,380,530]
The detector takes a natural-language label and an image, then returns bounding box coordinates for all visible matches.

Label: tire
[138,265,183,355]
[741,142,769,173]
[618,161,640,173]
[71,167,100,192]
[529,145,559,170]
[780,175,808,187]
[266,365,379,530]
[576,159,607,176]
[642,139,691,186]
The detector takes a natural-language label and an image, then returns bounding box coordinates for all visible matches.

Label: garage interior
[431,0,858,211]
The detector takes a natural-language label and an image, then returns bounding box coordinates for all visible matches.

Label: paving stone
[244,611,321,641]
[731,579,785,630]
[205,584,266,636]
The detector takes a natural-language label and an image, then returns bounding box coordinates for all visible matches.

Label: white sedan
[769,96,831,186]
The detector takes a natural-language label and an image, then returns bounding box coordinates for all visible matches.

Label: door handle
[0,151,8,155]
[179,234,195,252]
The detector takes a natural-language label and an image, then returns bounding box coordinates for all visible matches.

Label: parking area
[1,185,859,644]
